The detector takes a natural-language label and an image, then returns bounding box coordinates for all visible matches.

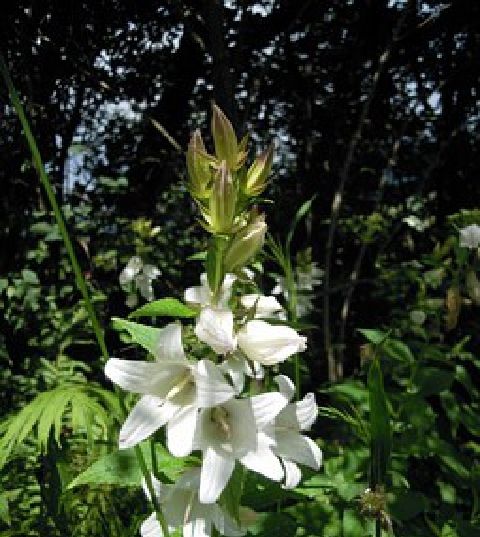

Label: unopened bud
[243,143,274,197]
[209,161,237,233]
[212,104,238,169]
[186,130,214,199]
[224,214,267,272]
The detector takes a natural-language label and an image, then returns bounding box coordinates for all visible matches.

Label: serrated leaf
[129,298,196,319]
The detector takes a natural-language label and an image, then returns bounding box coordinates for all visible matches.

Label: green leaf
[67,443,187,489]
[389,491,427,520]
[129,298,197,319]
[358,329,414,363]
[220,464,244,522]
[0,384,117,467]
[368,358,391,487]
[286,195,316,252]
[112,318,162,356]
[413,367,454,397]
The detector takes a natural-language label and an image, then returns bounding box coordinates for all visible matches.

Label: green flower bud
[209,161,237,233]
[212,104,238,169]
[243,142,274,197]
[186,129,215,199]
[224,214,267,272]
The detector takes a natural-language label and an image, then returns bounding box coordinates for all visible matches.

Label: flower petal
[105,358,182,395]
[295,392,318,430]
[240,294,283,318]
[212,504,245,537]
[185,284,210,306]
[220,356,246,394]
[195,359,235,407]
[237,320,306,365]
[154,323,187,363]
[199,448,235,504]
[240,432,283,482]
[183,518,211,537]
[250,392,289,430]
[195,307,237,355]
[140,513,162,537]
[282,459,302,489]
[167,404,198,457]
[142,473,164,503]
[274,375,295,401]
[274,431,322,470]
[119,396,178,449]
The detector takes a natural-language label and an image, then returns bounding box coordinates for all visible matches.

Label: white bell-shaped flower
[459,224,480,249]
[237,320,307,365]
[240,294,284,319]
[264,375,322,489]
[195,306,237,355]
[193,392,289,503]
[185,273,236,308]
[141,470,245,537]
[105,323,235,454]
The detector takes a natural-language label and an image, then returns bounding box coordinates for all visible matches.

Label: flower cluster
[105,106,322,537]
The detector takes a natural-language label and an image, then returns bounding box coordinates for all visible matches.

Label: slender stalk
[0,54,109,361]
[0,53,170,537]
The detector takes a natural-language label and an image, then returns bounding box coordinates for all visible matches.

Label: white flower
[185,273,236,309]
[105,323,235,454]
[220,353,264,394]
[459,224,480,249]
[141,470,245,537]
[296,262,323,291]
[264,375,322,489]
[237,320,307,365]
[120,256,161,302]
[195,307,237,355]
[240,294,284,319]
[193,393,289,503]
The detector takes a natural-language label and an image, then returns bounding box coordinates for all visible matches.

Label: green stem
[135,443,170,537]
[0,54,108,361]
[0,53,170,537]
[285,257,301,400]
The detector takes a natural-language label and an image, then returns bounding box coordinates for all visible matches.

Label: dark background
[1,0,480,380]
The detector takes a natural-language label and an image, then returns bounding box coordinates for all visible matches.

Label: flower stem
[0,53,170,537]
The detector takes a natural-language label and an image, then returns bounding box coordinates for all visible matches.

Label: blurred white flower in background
[119,256,161,306]
[459,224,480,249]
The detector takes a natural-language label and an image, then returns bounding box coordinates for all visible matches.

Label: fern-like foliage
[0,382,120,469]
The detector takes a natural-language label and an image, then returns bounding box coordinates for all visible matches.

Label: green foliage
[68,443,188,490]
[0,382,118,467]
[129,298,197,319]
